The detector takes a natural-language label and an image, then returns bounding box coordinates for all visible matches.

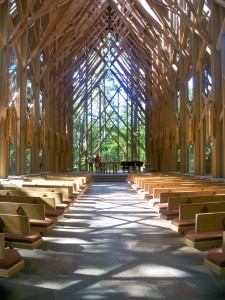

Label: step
[92,174,128,182]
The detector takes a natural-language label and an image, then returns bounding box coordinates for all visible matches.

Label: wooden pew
[0,195,64,222]
[133,177,204,192]
[126,173,160,184]
[170,201,225,233]
[0,185,76,204]
[27,173,92,185]
[138,176,209,191]
[17,187,75,205]
[153,185,225,200]
[128,172,223,195]
[183,212,225,250]
[1,179,77,195]
[21,181,77,196]
[0,233,24,277]
[168,194,225,211]
[130,172,213,188]
[133,176,188,190]
[0,202,55,234]
[150,187,224,208]
[139,182,218,199]
[1,172,92,198]
[0,190,69,213]
[160,194,225,220]
[127,172,183,185]
[0,213,43,250]
[204,232,225,276]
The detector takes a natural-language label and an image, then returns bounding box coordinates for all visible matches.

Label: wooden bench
[0,233,24,277]
[152,185,225,201]
[0,185,76,204]
[170,201,225,233]
[139,182,218,200]
[0,190,70,213]
[2,179,77,195]
[133,178,205,192]
[132,176,185,189]
[0,195,64,222]
[128,173,188,185]
[183,212,225,250]
[16,187,75,205]
[168,194,225,211]
[21,182,78,196]
[0,213,43,250]
[160,194,225,220]
[150,188,224,209]
[138,177,209,190]
[128,172,224,196]
[1,172,92,199]
[0,202,55,234]
[152,187,222,213]
[29,174,92,186]
[204,232,225,276]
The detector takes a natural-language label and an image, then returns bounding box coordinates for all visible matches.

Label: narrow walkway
[1,182,225,299]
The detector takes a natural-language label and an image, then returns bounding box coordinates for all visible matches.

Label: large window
[72,32,146,170]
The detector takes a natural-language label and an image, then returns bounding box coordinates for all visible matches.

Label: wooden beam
[216,19,225,50]
[215,0,225,9]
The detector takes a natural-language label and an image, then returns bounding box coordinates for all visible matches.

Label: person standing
[94,153,101,173]
[87,154,94,172]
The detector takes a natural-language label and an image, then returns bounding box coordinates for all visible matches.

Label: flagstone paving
[1,181,225,299]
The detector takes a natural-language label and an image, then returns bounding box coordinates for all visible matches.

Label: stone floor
[1,181,225,299]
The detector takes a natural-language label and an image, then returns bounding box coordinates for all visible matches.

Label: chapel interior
[1,1,225,299]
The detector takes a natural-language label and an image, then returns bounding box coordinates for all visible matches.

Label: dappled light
[5,180,223,299]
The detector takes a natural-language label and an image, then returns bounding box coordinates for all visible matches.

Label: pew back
[0,185,72,199]
[168,194,225,210]
[0,190,63,205]
[21,182,74,194]
[195,212,225,233]
[159,190,225,204]
[0,213,30,235]
[144,182,216,195]
[0,195,55,210]
[0,202,45,220]
[153,186,225,199]
[179,201,225,220]
[0,233,4,259]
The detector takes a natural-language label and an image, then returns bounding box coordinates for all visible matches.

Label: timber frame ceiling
[6,0,212,108]
[3,0,225,177]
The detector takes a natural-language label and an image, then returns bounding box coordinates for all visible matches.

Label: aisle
[1,182,225,300]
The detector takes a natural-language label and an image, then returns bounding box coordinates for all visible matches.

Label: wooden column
[211,1,223,178]
[42,65,49,173]
[168,78,177,172]
[33,56,41,173]
[192,31,201,175]
[179,55,189,173]
[145,101,152,165]
[16,29,28,175]
[221,34,225,176]
[0,2,9,178]
[66,83,74,170]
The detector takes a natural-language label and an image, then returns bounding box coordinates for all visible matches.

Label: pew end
[0,233,24,277]
[183,212,225,251]
[204,247,225,276]
[171,201,225,234]
[183,231,223,251]
[204,231,225,276]
[170,218,195,233]
[0,213,43,250]
[0,202,55,234]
